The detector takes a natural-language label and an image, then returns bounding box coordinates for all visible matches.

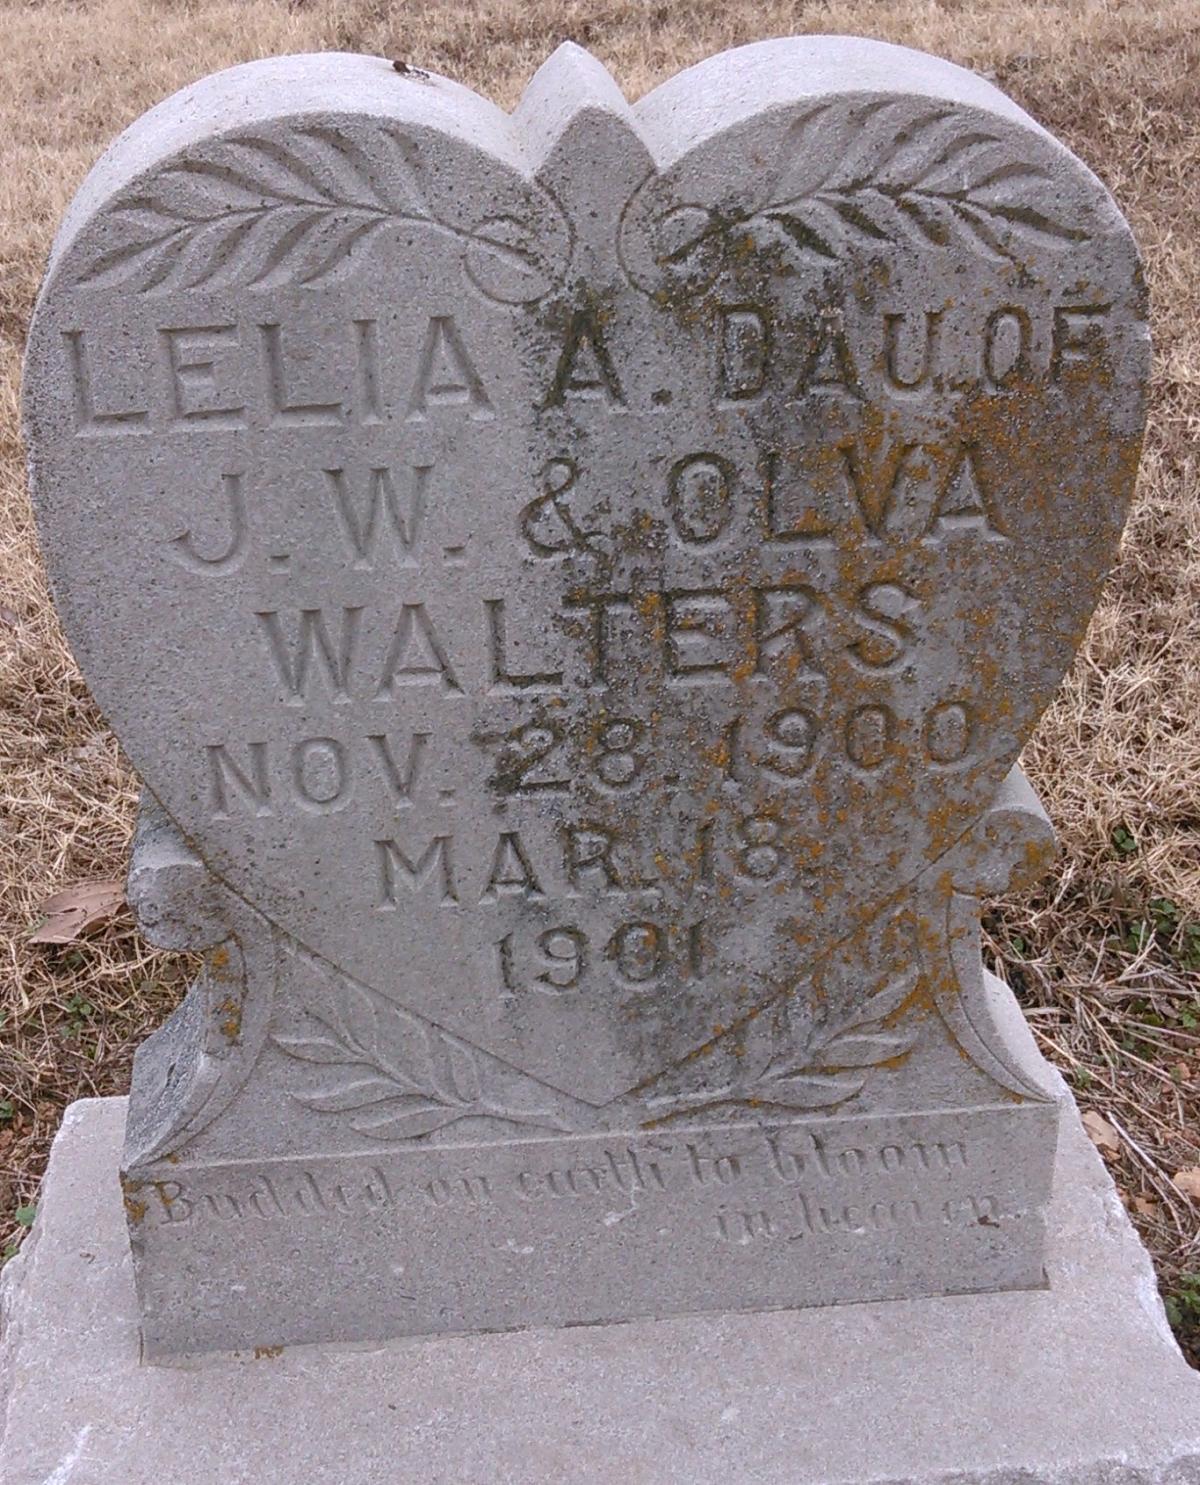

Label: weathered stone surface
[4,1093,1200,1485]
[21,37,1148,1352]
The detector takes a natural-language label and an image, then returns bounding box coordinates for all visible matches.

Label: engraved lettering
[481,831,545,901]
[753,583,822,678]
[687,1146,745,1185]
[760,708,819,781]
[848,583,919,671]
[260,322,344,426]
[983,306,1033,386]
[717,306,769,400]
[764,451,835,545]
[65,329,149,436]
[155,1181,191,1224]
[667,454,734,546]
[564,826,624,893]
[562,593,633,688]
[291,737,349,813]
[608,921,664,984]
[207,741,271,818]
[845,704,895,771]
[376,603,461,696]
[733,813,783,881]
[543,307,624,406]
[520,458,588,557]
[168,471,247,574]
[534,928,586,991]
[161,325,245,427]
[840,439,921,538]
[925,446,1006,540]
[716,1209,775,1244]
[407,314,494,419]
[485,598,564,692]
[490,720,569,796]
[324,464,429,567]
[375,835,458,908]
[352,318,383,424]
[591,720,643,789]
[883,310,941,391]
[924,701,974,765]
[1051,303,1112,377]
[256,607,362,703]
[796,317,864,400]
[665,588,734,680]
[366,732,428,805]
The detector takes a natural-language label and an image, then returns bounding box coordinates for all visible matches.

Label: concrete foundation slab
[3,1091,1199,1485]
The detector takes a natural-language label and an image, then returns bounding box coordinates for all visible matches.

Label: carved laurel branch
[69,124,561,301]
[644,957,920,1125]
[272,951,572,1142]
[654,97,1087,279]
[740,965,919,1108]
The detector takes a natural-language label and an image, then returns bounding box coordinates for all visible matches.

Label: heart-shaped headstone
[24,39,1146,1108]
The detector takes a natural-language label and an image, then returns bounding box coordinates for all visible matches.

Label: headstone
[21,37,1149,1358]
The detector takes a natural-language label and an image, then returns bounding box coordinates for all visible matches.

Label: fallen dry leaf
[28,880,127,945]
[1171,1167,1200,1200]
[1082,1110,1122,1155]
[1131,1195,1159,1217]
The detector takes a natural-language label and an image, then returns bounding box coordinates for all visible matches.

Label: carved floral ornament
[67,95,1095,303]
[68,121,571,304]
[620,95,1096,293]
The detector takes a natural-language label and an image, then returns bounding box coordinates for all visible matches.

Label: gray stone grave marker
[21,37,1149,1363]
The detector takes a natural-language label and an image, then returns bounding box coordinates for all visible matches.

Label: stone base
[3,1094,1199,1485]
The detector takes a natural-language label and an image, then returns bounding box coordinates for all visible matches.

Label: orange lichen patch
[207,942,239,985]
[926,796,972,858]
[150,1180,178,1212]
[120,1177,147,1226]
[699,734,730,772]
[217,995,242,1042]
[252,1345,283,1361]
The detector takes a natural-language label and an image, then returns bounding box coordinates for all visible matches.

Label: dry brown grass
[0,0,1197,1359]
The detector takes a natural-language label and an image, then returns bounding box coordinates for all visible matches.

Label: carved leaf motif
[767,102,859,205]
[464,215,560,304]
[981,201,1087,244]
[855,962,921,1024]
[213,137,330,202]
[794,98,904,198]
[813,1030,917,1069]
[353,1103,465,1140]
[904,130,1003,191]
[287,126,386,209]
[375,126,432,216]
[72,233,183,293]
[435,1035,483,1104]
[272,1030,357,1065]
[295,1076,410,1113]
[765,211,837,263]
[752,1071,867,1107]
[647,97,1090,281]
[871,108,959,187]
[272,952,571,1143]
[642,915,921,1122]
[68,123,564,300]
